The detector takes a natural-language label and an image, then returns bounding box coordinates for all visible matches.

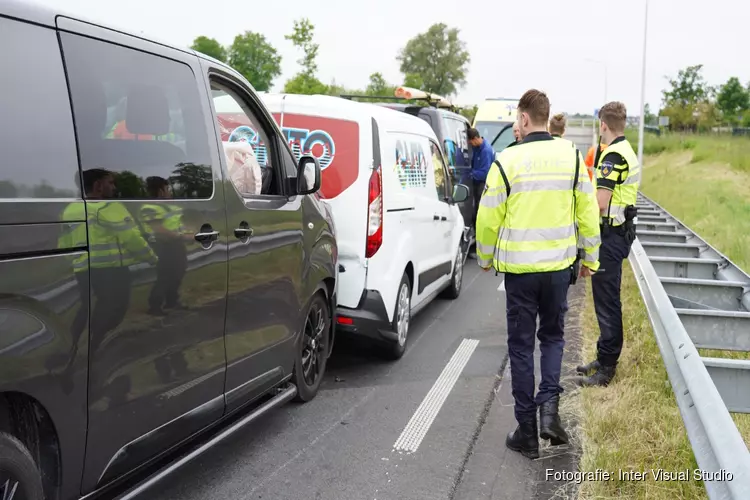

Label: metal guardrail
[629,192,750,499]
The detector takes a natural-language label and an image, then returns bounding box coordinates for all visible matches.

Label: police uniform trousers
[149,237,188,311]
[90,267,133,341]
[592,227,632,367]
[505,267,571,422]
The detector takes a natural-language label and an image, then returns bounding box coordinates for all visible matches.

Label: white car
[261,94,471,359]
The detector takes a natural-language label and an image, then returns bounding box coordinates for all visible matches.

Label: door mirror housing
[452,184,470,203]
[296,155,321,195]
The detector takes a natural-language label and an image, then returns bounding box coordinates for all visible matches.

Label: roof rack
[338,93,461,114]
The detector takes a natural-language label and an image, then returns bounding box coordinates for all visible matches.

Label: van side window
[430,141,452,202]
[210,83,281,197]
[61,33,214,199]
[0,20,80,199]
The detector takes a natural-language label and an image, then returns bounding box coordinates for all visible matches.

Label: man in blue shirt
[468,128,495,228]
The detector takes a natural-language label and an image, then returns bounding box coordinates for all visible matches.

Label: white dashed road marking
[393,338,480,453]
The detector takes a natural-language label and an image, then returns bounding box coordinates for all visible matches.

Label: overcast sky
[37,0,749,115]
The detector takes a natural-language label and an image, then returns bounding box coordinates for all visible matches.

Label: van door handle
[194,227,220,243]
[234,221,253,239]
[433,214,440,221]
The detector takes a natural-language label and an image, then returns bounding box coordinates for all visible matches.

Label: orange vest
[585,144,607,182]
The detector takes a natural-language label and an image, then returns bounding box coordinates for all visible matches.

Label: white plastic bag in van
[223,141,262,196]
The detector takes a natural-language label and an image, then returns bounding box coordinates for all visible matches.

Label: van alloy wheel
[301,302,326,387]
[396,283,411,347]
[0,432,44,500]
[0,478,19,500]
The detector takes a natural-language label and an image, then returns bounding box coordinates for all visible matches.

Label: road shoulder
[451,281,587,500]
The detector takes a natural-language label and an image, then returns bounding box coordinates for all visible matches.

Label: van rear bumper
[335,290,398,343]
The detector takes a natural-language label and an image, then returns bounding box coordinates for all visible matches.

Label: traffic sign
[594,108,600,119]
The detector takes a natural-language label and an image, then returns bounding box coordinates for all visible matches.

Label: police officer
[576,101,641,387]
[549,113,567,139]
[506,121,522,149]
[61,169,158,355]
[140,177,189,315]
[476,89,601,459]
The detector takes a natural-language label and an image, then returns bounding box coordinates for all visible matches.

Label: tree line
[654,64,750,131]
[190,20,475,120]
[193,23,748,132]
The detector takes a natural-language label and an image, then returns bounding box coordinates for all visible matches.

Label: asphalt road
[146,265,557,500]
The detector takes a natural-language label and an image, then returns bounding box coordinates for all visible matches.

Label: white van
[261,94,471,359]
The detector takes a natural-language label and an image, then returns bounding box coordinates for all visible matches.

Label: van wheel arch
[404,262,414,292]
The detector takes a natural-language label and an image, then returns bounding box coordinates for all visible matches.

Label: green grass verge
[577,267,705,499]
[577,135,750,499]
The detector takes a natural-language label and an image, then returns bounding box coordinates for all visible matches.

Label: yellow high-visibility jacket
[596,136,640,227]
[476,133,601,274]
[83,201,158,271]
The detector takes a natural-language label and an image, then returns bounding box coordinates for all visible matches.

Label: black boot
[505,419,539,459]
[539,395,568,446]
[577,364,616,387]
[576,359,600,375]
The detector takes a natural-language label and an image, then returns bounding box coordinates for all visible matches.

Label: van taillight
[365,165,383,258]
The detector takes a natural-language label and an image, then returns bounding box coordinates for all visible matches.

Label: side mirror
[452,184,470,203]
[296,155,321,195]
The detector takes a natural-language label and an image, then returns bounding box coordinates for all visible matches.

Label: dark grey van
[0,1,338,499]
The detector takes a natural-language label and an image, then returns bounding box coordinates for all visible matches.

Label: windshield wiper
[490,124,514,149]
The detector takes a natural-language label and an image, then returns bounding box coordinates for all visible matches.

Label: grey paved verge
[451,281,588,500]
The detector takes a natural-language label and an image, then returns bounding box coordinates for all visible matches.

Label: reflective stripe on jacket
[83,201,157,270]
[476,135,601,274]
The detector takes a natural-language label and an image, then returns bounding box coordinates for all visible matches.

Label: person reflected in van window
[140,176,189,315]
[59,175,91,342]
[467,128,495,228]
[74,169,158,355]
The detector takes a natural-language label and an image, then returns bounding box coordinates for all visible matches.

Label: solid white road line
[393,338,480,453]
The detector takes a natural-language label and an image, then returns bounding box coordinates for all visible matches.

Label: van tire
[441,243,464,300]
[293,292,330,402]
[0,432,44,500]
[383,273,411,360]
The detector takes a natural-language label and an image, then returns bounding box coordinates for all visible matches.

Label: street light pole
[604,64,608,103]
[637,0,650,167]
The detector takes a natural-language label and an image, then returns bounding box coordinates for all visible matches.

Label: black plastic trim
[418,261,452,294]
[335,290,396,342]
